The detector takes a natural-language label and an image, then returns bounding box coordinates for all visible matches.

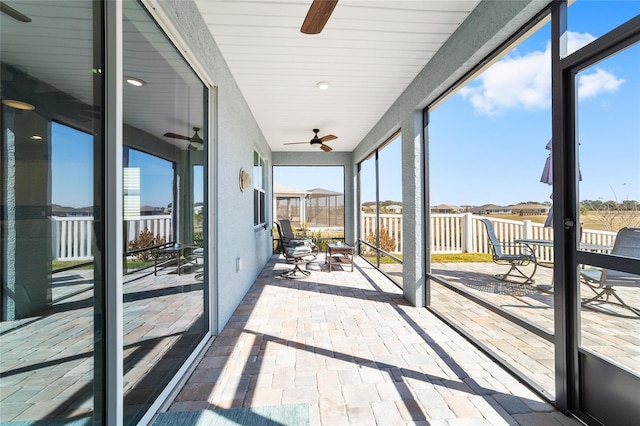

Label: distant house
[307,188,344,229]
[385,204,402,213]
[431,204,461,214]
[509,203,551,215]
[141,205,167,216]
[469,204,512,215]
[51,205,93,217]
[273,183,308,226]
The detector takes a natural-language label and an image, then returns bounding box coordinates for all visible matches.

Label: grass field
[431,253,492,263]
[486,211,640,232]
[53,258,155,272]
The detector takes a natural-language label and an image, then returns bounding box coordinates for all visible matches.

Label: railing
[361,212,617,263]
[51,215,172,260]
[53,212,617,262]
[360,213,403,253]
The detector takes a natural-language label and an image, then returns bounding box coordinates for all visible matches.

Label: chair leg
[581,286,640,316]
[494,262,536,284]
[281,262,311,279]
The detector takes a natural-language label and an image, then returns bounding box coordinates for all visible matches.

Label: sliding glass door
[121,1,209,423]
[1,0,105,422]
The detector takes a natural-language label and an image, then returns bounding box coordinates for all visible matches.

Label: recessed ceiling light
[30,135,42,140]
[125,77,146,87]
[316,81,330,90]
[1,99,35,110]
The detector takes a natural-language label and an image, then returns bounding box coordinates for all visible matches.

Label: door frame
[552,3,640,423]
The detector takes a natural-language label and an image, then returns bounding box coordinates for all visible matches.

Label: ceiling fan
[301,0,338,34]
[164,127,204,150]
[284,129,338,152]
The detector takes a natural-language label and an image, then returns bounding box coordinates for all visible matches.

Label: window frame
[253,150,266,228]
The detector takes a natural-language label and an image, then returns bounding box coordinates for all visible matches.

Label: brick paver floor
[169,255,583,425]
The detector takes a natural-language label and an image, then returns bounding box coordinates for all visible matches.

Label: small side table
[325,242,354,272]
[154,243,197,275]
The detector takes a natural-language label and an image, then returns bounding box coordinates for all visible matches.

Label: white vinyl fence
[53,212,617,262]
[361,213,404,253]
[361,212,617,264]
[51,215,172,261]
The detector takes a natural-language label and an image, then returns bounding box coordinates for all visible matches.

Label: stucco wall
[157,0,273,332]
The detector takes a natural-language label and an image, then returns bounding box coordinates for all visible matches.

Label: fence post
[523,220,532,239]
[462,213,473,253]
[51,218,59,260]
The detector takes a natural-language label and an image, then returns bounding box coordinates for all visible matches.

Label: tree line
[581,199,639,211]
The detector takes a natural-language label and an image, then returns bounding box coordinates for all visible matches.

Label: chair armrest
[499,242,536,255]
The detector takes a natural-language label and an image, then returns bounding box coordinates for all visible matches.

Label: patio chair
[480,218,537,284]
[275,221,318,279]
[580,227,640,316]
[279,219,315,244]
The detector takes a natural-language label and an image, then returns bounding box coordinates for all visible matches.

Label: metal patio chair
[275,221,318,279]
[279,219,315,244]
[580,227,640,316]
[480,218,537,284]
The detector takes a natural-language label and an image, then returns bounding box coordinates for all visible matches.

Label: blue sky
[52,124,176,208]
[429,1,639,206]
[53,1,639,209]
[127,150,174,208]
[275,2,639,206]
[51,122,93,207]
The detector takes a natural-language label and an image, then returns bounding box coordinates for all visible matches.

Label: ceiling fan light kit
[189,127,203,144]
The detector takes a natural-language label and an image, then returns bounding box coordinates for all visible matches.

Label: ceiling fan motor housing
[311,128,321,145]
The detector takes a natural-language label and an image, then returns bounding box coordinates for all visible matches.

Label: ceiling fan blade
[164,132,191,141]
[301,0,338,35]
[320,144,333,152]
[1,2,32,22]
[284,141,311,145]
[320,134,337,142]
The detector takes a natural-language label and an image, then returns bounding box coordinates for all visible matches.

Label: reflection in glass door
[122,1,208,423]
[1,0,104,422]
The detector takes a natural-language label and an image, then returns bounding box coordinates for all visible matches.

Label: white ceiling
[0,1,205,151]
[1,0,480,153]
[194,0,481,152]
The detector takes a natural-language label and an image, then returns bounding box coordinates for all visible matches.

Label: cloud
[459,32,624,116]
[578,68,625,99]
